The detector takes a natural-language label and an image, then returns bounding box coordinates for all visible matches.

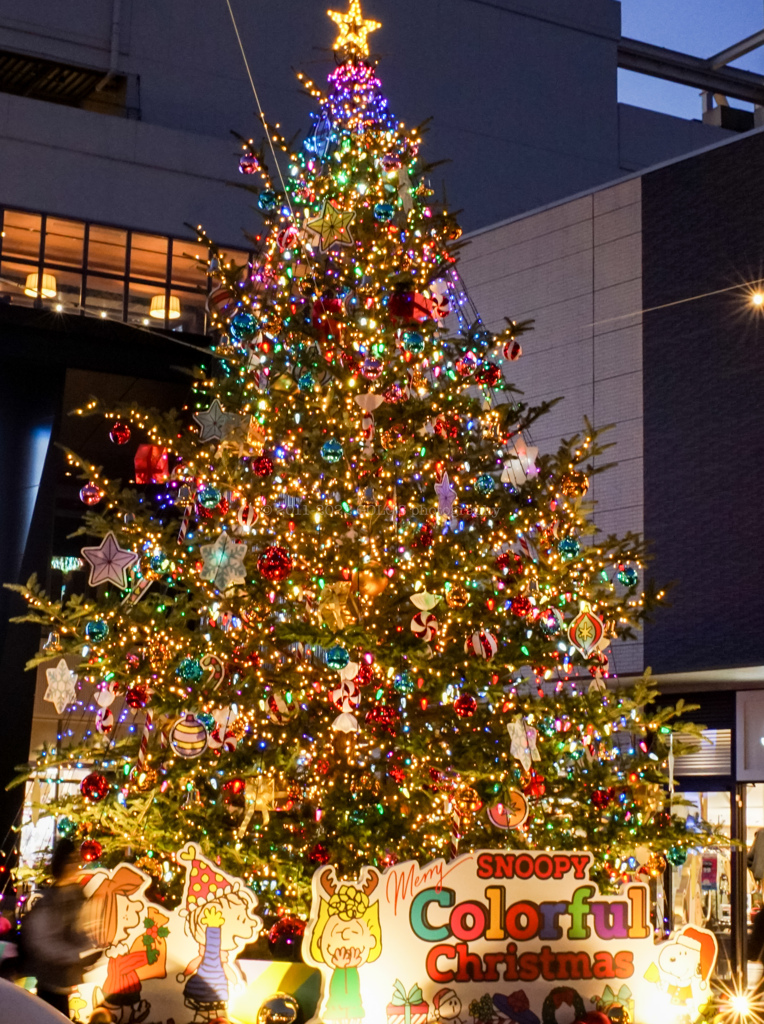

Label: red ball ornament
[365,705,400,736]
[314,758,331,775]
[453,693,478,718]
[80,839,103,863]
[79,482,102,506]
[124,684,149,710]
[268,915,306,951]
[496,551,523,576]
[355,663,374,687]
[308,843,331,865]
[252,455,274,478]
[523,770,546,799]
[258,545,293,581]
[109,421,131,445]
[474,362,502,387]
[591,787,616,809]
[388,766,406,784]
[80,772,110,803]
[511,595,533,618]
[222,777,246,798]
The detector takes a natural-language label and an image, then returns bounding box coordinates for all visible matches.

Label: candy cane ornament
[137,710,153,769]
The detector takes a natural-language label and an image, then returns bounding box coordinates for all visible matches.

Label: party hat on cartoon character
[176,843,261,1017]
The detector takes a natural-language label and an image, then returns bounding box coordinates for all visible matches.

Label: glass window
[1,209,42,263]
[0,261,42,306]
[84,274,125,319]
[127,279,168,326]
[172,239,210,291]
[668,790,733,980]
[131,232,168,282]
[88,224,127,276]
[174,288,208,335]
[44,217,84,269]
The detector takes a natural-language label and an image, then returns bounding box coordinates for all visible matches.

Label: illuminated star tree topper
[327,0,381,57]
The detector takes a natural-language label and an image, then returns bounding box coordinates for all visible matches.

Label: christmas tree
[9,1,722,919]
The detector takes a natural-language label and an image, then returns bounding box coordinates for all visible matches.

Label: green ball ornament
[177,658,203,683]
[198,485,221,508]
[558,537,580,560]
[326,645,350,670]
[667,847,687,867]
[392,671,414,696]
[320,439,344,463]
[618,565,639,587]
[57,817,76,838]
[85,620,109,643]
[475,473,495,497]
[197,711,215,730]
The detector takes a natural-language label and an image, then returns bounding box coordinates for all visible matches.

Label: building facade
[458,126,764,980]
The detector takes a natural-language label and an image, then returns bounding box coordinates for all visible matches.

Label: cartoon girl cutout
[309,868,382,1024]
[83,865,169,1024]
[176,844,261,1023]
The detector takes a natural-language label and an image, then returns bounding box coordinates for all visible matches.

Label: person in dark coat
[22,839,98,1018]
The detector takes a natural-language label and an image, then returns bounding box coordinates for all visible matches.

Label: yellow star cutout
[306,200,356,252]
[327,0,381,57]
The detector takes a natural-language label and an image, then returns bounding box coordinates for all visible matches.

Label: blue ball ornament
[326,645,350,670]
[392,671,414,696]
[617,565,639,587]
[320,439,344,464]
[229,312,258,342]
[85,620,109,643]
[198,485,221,509]
[402,331,424,354]
[475,473,495,497]
[469,324,494,347]
[258,190,278,213]
[177,658,204,683]
[197,711,216,731]
[558,537,580,560]
[374,202,396,223]
[298,372,315,392]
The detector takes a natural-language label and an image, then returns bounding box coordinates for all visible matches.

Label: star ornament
[81,531,138,589]
[199,531,248,591]
[328,0,381,56]
[306,200,355,253]
[434,471,457,518]
[193,399,239,443]
[44,658,78,715]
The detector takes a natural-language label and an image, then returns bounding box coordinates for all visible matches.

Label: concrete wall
[0,0,732,238]
[459,177,645,675]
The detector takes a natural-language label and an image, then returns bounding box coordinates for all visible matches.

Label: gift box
[387,980,428,1024]
[134,444,169,484]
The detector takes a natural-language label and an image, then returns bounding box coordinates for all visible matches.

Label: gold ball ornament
[131,767,158,792]
[454,785,483,816]
[134,855,162,878]
[560,470,589,497]
[352,567,389,598]
[446,584,470,609]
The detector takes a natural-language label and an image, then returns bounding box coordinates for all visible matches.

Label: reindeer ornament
[307,867,383,1024]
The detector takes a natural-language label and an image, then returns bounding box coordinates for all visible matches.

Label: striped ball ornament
[465,629,499,659]
[169,713,208,759]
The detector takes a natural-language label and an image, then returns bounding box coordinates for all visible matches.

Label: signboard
[67,843,267,1023]
[303,851,717,1024]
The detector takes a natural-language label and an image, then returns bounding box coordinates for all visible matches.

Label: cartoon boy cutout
[83,864,169,1024]
[176,844,261,1023]
[309,868,382,1024]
